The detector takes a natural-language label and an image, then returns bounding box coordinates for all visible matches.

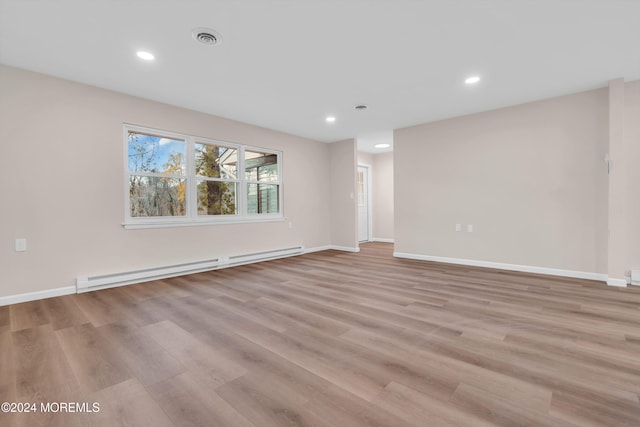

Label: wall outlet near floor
[467,224,473,233]
[455,224,462,232]
[15,238,27,252]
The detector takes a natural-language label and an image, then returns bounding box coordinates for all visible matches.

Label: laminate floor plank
[3,242,640,426]
[450,383,578,427]
[9,300,49,332]
[373,381,494,427]
[215,372,316,427]
[549,390,640,427]
[54,323,133,393]
[235,326,387,402]
[398,324,637,406]
[463,329,640,393]
[239,279,445,335]
[148,371,255,427]
[96,320,185,387]
[250,297,352,336]
[0,331,16,427]
[0,305,10,334]
[193,325,348,402]
[40,295,89,331]
[70,291,128,327]
[340,326,553,412]
[11,324,79,400]
[80,378,174,427]
[141,320,247,388]
[302,383,420,427]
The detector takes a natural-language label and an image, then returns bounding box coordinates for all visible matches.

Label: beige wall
[372,152,394,241]
[0,64,334,298]
[394,88,609,274]
[626,81,640,276]
[357,151,373,167]
[331,140,358,250]
[617,80,640,281]
[608,79,626,283]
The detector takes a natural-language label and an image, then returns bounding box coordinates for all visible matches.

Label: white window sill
[123,216,286,230]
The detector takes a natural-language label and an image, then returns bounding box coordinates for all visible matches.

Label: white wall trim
[303,245,333,254]
[303,245,360,253]
[393,252,608,282]
[372,237,394,243]
[333,246,361,253]
[305,245,362,253]
[607,278,628,287]
[0,286,76,307]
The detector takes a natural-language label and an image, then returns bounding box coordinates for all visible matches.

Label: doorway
[357,164,371,242]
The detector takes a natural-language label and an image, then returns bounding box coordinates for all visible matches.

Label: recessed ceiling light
[465,76,480,85]
[136,51,155,61]
[325,116,336,123]
[374,143,390,149]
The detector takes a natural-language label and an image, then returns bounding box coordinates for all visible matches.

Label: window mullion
[238,146,246,217]
[186,137,196,218]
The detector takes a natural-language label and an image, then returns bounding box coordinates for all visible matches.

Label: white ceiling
[1,0,639,152]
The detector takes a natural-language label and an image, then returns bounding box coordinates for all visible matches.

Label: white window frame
[123,124,283,229]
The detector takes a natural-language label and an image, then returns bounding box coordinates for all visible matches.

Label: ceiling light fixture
[192,27,223,46]
[374,143,390,149]
[465,76,480,85]
[325,116,336,123]
[136,51,155,61]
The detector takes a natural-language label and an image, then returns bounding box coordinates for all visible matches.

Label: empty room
[1,1,640,426]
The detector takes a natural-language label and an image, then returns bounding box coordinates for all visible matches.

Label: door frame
[357,163,373,243]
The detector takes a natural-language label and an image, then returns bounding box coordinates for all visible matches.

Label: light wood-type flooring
[1,242,640,426]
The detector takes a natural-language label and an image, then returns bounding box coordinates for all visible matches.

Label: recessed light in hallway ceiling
[465,75,481,85]
[136,51,155,61]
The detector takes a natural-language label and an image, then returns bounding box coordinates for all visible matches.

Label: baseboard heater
[76,246,303,294]
[632,269,640,286]
[222,246,303,267]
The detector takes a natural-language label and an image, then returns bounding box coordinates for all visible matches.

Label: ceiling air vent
[192,28,223,46]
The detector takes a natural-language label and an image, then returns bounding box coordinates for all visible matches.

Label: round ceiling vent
[192,27,223,46]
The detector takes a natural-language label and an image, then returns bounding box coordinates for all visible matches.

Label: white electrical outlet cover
[15,238,27,251]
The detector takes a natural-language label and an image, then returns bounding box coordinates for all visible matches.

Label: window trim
[123,124,283,229]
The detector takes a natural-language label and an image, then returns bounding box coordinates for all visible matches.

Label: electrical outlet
[455,224,461,232]
[15,238,27,252]
[467,224,473,233]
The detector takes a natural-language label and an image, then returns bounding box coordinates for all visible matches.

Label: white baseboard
[305,245,361,253]
[393,252,608,282]
[332,246,360,253]
[0,286,76,307]
[607,278,628,287]
[303,245,333,254]
[371,238,394,243]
